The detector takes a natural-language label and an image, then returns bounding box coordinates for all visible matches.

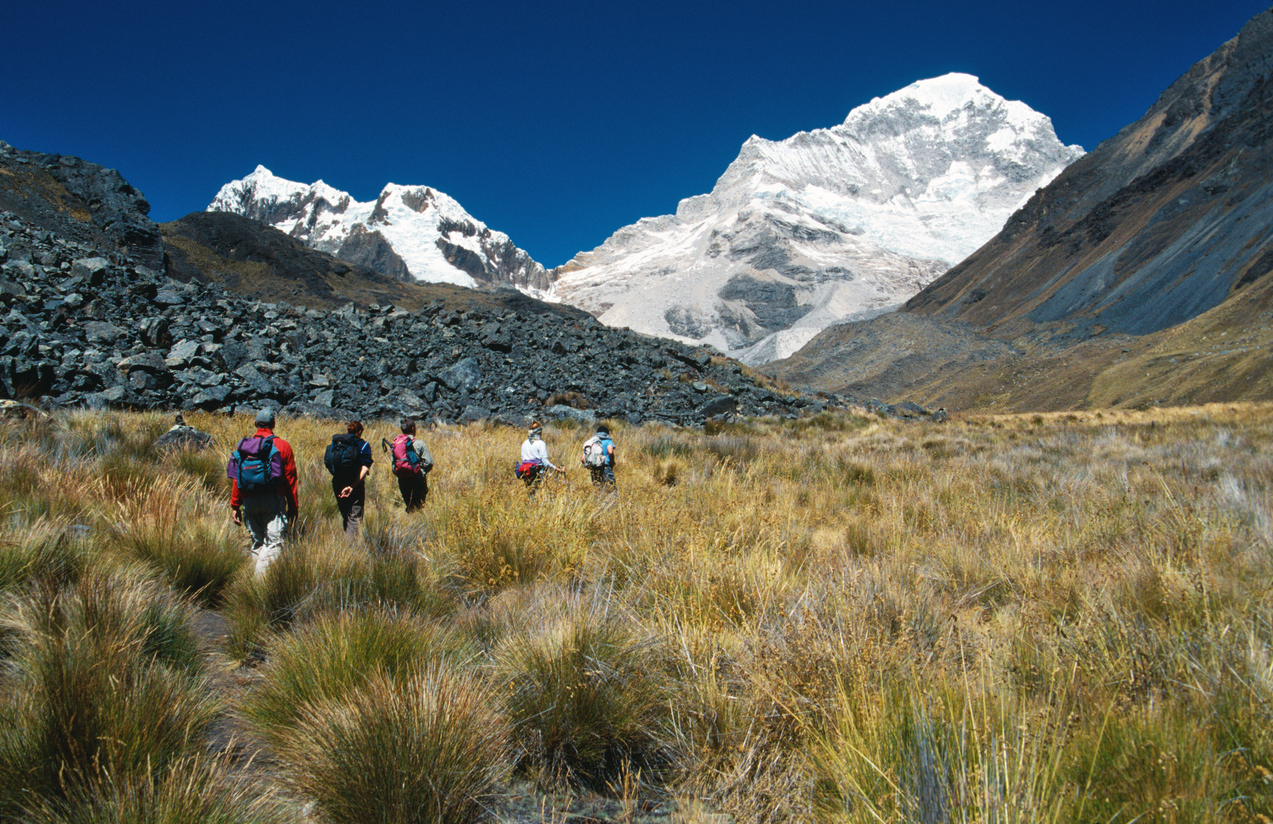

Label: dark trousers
[333,481,365,538]
[397,472,428,511]
[589,465,616,488]
[522,465,548,495]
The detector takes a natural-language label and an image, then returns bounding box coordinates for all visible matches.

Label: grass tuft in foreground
[275,665,511,824]
[241,608,473,746]
[493,587,676,790]
[0,565,217,817]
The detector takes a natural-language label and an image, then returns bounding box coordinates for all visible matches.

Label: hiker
[516,420,564,492]
[581,424,617,489]
[227,408,299,576]
[325,419,373,538]
[390,417,434,512]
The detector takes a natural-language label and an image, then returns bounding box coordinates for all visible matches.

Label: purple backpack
[227,435,283,495]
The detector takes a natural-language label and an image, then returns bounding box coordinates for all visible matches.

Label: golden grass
[0,403,1271,821]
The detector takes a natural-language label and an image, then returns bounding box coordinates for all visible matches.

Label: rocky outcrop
[0,140,164,273]
[0,203,816,426]
[335,229,412,282]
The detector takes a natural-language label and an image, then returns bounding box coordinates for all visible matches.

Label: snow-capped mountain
[208,167,549,291]
[550,73,1085,364]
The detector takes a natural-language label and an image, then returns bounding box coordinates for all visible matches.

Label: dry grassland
[1,403,1270,823]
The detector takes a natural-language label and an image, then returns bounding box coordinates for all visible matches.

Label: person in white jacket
[518,421,564,492]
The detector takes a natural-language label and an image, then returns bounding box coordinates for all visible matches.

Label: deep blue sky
[5,1,1268,267]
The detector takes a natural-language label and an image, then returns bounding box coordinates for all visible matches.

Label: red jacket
[230,428,299,511]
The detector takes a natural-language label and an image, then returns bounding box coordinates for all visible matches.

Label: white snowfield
[550,73,1084,364]
[208,167,533,289]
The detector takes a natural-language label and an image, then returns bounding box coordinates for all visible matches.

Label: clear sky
[4,0,1268,268]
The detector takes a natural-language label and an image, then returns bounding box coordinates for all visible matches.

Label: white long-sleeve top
[520,437,557,470]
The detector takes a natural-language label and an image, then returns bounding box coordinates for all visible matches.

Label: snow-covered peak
[843,73,1063,149]
[552,75,1084,364]
[857,73,992,119]
[208,169,548,291]
[210,166,351,217]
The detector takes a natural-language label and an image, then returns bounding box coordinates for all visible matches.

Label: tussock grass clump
[242,609,473,745]
[275,666,511,824]
[166,446,231,495]
[493,588,675,790]
[778,410,874,435]
[432,489,592,597]
[109,476,246,607]
[1062,703,1234,824]
[813,679,1077,824]
[641,433,695,460]
[221,521,453,660]
[0,517,89,594]
[704,434,762,467]
[15,752,299,824]
[0,566,216,817]
[0,442,101,523]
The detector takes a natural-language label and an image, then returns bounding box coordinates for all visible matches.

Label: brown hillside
[161,211,589,319]
[769,269,1273,412]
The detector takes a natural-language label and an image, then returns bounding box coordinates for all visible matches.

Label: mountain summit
[550,73,1084,364]
[209,167,549,292]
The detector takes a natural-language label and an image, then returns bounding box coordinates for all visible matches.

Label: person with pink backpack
[387,417,434,511]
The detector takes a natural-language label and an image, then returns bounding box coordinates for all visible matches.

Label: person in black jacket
[325,419,373,538]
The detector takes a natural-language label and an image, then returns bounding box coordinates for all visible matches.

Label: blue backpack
[231,435,281,495]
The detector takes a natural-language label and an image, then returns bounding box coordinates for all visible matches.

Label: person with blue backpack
[227,408,299,576]
[581,424,617,489]
[324,419,374,538]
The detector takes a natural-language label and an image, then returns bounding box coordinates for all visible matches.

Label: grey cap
[255,408,276,428]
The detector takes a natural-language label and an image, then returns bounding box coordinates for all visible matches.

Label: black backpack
[324,434,362,484]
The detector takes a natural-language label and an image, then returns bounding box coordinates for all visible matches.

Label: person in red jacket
[228,408,299,576]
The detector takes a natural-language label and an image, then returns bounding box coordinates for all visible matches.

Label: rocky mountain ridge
[0,141,164,273]
[550,73,1084,365]
[904,14,1273,337]
[161,211,454,311]
[768,9,1273,411]
[0,141,817,426]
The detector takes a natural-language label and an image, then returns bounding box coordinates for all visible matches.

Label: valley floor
[1,403,1271,822]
